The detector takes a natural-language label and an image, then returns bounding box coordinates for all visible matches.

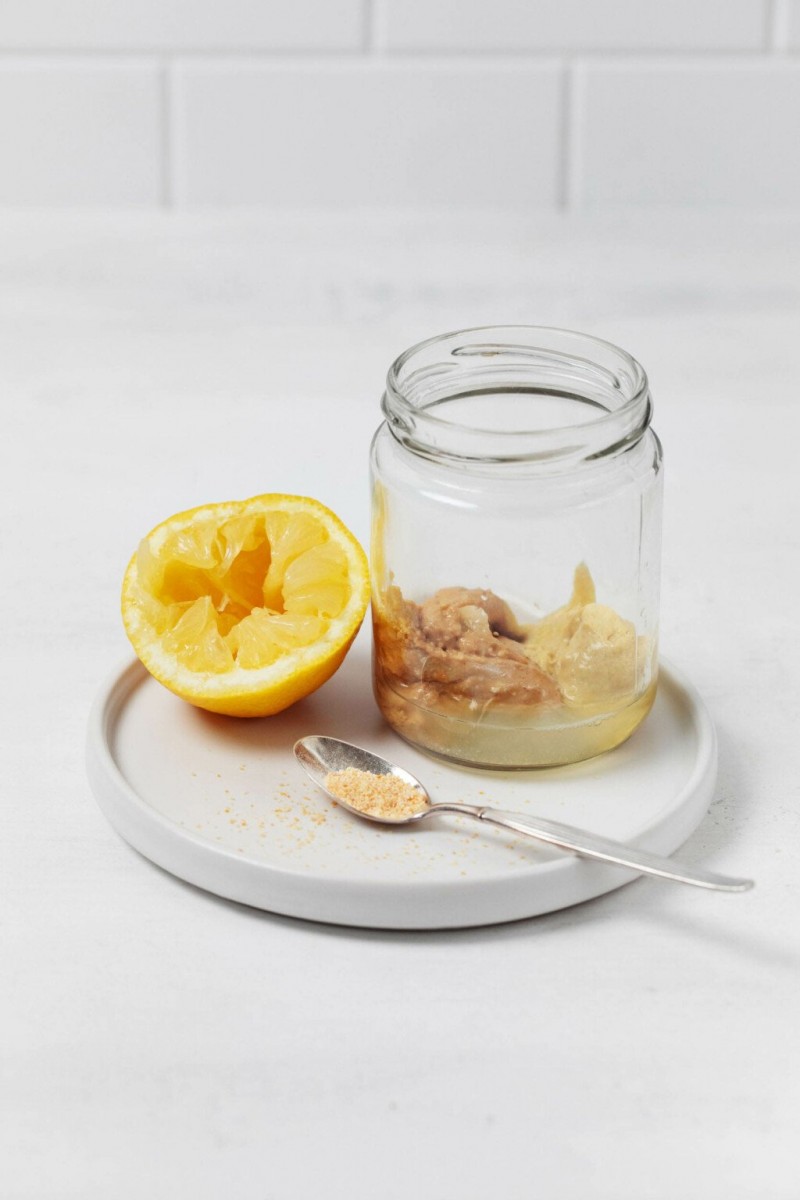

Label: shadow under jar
[370,326,663,770]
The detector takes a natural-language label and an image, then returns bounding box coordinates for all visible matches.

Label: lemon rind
[121,493,370,715]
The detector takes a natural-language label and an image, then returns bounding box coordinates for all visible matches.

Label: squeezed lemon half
[121,493,370,716]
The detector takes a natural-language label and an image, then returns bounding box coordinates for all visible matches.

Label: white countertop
[3,210,799,1199]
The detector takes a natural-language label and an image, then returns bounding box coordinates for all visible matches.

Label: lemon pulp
[122,494,370,717]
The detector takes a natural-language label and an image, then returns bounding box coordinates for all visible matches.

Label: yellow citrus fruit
[121,494,370,716]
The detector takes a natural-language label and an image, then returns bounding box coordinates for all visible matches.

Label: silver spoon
[294,736,754,893]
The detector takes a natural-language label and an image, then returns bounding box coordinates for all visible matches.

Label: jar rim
[383,325,652,466]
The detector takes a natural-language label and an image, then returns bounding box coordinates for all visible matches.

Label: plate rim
[86,656,718,929]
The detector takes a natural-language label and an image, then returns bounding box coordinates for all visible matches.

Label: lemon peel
[121,494,369,716]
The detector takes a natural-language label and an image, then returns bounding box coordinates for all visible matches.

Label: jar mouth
[383,325,651,466]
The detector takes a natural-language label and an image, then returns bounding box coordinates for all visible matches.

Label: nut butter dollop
[377,584,560,710]
[375,564,641,714]
[522,563,639,708]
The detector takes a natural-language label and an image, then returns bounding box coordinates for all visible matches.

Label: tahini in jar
[370,327,663,769]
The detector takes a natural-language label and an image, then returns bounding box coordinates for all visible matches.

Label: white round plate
[87,650,716,930]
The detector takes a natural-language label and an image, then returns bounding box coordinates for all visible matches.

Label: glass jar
[370,326,663,770]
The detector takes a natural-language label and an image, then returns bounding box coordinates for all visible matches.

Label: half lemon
[121,494,370,716]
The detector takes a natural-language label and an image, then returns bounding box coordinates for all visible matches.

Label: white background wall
[0,0,798,207]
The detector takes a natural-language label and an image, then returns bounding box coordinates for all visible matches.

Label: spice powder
[324,768,429,821]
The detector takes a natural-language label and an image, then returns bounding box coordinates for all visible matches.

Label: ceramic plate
[86,649,716,929]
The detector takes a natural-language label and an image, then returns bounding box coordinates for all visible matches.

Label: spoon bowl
[293,735,754,893]
[293,735,434,824]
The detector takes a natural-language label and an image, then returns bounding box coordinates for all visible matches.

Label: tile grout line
[362,0,376,54]
[556,59,571,211]
[0,46,372,58]
[0,48,797,64]
[367,0,387,55]
[159,58,173,210]
[560,60,583,213]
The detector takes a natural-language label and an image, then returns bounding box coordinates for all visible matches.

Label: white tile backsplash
[0,0,365,51]
[0,0,796,208]
[0,62,160,206]
[576,61,800,206]
[378,0,767,53]
[171,62,561,207]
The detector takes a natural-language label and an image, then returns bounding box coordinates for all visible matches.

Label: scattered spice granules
[324,768,429,821]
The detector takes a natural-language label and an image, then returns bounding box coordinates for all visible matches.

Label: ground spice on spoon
[324,768,429,821]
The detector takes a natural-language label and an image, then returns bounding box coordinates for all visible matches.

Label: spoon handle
[471,807,753,892]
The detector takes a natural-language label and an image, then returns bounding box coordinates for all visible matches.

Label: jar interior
[373,327,660,769]
[384,328,650,465]
[424,390,608,432]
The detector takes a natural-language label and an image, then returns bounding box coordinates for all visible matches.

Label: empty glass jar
[370,326,663,769]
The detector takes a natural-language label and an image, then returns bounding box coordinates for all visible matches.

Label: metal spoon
[293,735,754,893]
